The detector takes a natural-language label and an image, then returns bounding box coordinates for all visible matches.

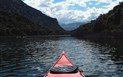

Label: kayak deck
[44,51,85,77]
[53,51,73,67]
[45,71,84,77]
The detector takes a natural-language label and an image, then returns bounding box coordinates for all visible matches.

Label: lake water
[0,36,123,77]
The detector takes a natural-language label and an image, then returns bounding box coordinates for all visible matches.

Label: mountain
[0,10,51,35]
[72,2,123,38]
[0,0,65,36]
[61,22,85,31]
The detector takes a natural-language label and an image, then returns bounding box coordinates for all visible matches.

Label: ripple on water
[0,36,123,77]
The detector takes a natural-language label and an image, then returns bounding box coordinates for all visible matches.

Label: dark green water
[0,36,123,77]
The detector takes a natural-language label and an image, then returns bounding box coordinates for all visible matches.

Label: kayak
[44,51,85,77]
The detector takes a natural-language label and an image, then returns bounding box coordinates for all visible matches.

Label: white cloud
[66,0,87,7]
[23,0,122,25]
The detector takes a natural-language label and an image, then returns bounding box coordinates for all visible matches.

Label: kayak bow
[44,51,85,77]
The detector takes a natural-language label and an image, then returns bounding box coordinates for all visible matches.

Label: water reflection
[86,38,123,61]
[0,36,123,77]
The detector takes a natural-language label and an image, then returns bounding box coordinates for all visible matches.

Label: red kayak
[44,51,85,77]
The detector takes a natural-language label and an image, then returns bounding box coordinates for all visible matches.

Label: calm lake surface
[0,36,123,77]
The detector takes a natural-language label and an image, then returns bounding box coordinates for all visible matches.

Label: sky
[23,0,122,25]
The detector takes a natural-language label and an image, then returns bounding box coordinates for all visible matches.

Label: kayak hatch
[44,51,85,77]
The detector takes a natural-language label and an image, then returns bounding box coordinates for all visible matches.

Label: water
[0,36,123,77]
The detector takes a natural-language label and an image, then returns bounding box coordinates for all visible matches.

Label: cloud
[23,0,122,24]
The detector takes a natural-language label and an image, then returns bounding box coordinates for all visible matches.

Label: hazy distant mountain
[61,22,86,31]
[73,2,123,38]
[0,0,64,35]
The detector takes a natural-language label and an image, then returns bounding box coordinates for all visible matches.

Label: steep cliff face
[0,0,64,35]
[73,2,123,38]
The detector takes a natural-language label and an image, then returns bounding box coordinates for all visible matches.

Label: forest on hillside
[73,2,123,38]
[0,10,59,36]
[0,0,66,36]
